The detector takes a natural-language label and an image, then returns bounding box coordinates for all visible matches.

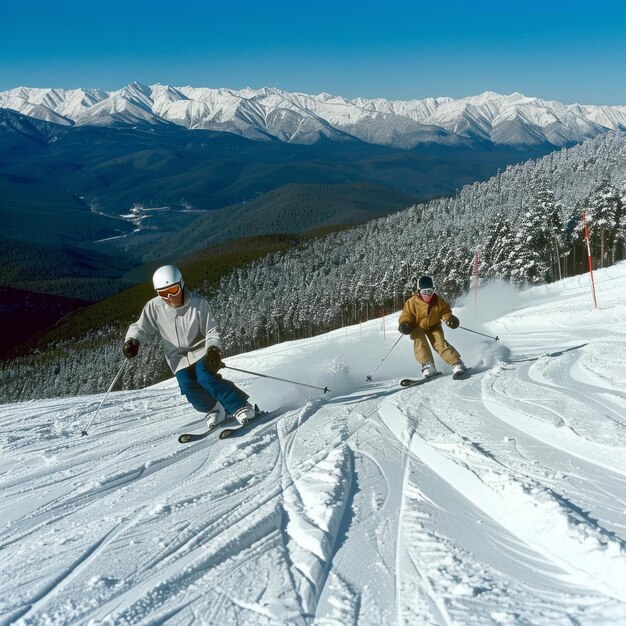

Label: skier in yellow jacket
[398,275,467,378]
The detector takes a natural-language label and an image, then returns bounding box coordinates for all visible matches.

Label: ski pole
[81,360,128,436]
[458,326,499,341]
[366,334,402,381]
[223,365,330,394]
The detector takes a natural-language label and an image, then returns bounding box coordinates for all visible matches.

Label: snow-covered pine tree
[506,201,551,285]
[535,186,565,281]
[480,213,515,280]
[583,179,625,267]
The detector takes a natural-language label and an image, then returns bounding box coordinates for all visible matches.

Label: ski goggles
[156,284,182,298]
[419,288,435,297]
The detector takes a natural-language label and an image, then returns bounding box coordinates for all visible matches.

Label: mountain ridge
[2,83,626,149]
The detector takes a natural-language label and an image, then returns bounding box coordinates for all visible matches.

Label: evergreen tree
[584,179,625,267]
[535,186,565,280]
[481,213,515,280]
[507,201,552,285]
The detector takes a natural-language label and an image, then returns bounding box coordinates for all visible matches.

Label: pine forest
[2,132,625,401]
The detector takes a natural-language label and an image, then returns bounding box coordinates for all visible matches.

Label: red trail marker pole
[382,306,386,340]
[582,211,598,309]
[473,249,479,310]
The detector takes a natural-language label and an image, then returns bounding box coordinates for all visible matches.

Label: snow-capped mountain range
[2,82,626,149]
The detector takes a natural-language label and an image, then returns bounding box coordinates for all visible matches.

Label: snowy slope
[2,83,626,148]
[1,264,626,625]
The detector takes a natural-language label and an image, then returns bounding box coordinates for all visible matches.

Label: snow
[1,263,626,625]
[3,84,626,148]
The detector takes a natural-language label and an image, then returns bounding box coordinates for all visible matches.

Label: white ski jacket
[126,289,222,374]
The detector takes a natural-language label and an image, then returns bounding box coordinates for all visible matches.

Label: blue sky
[2,0,625,104]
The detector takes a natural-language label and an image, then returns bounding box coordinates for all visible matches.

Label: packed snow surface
[1,264,626,625]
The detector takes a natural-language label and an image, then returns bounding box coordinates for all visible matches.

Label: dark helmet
[417,275,434,291]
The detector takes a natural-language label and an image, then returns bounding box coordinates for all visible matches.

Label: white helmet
[152,265,184,290]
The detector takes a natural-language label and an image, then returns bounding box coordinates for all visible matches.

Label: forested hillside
[2,107,542,309]
[2,133,624,401]
[143,182,418,262]
[208,132,625,353]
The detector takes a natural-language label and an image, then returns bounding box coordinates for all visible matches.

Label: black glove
[445,314,460,329]
[398,321,413,335]
[204,346,223,373]
[123,338,140,358]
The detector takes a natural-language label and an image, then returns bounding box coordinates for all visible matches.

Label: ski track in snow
[1,264,626,625]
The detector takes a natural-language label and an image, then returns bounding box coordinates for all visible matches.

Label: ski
[178,416,236,444]
[178,425,219,444]
[218,407,278,440]
[400,372,443,386]
[400,368,472,387]
[453,367,472,380]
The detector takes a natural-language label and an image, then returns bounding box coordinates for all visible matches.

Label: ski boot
[452,360,467,376]
[234,402,256,425]
[205,403,226,429]
[421,361,439,379]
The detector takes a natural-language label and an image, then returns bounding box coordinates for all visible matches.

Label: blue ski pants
[175,358,249,415]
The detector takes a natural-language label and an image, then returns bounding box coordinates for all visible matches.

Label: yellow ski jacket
[398,293,454,331]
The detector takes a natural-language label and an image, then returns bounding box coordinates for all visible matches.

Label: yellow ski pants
[410,324,460,366]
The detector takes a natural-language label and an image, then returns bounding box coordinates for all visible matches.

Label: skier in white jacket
[123,265,256,428]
